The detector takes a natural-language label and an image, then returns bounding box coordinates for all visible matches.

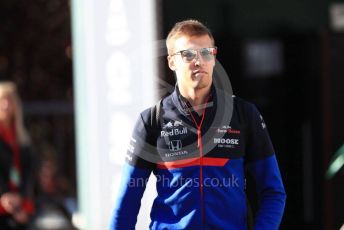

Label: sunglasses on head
[171,47,217,63]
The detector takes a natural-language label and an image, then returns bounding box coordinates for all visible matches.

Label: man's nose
[194,52,203,65]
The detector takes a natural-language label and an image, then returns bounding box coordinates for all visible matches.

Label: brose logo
[214,138,239,145]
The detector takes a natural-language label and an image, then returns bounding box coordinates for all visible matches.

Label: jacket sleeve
[110,163,152,230]
[109,111,157,230]
[245,104,286,230]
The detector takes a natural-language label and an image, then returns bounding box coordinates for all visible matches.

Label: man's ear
[167,55,176,71]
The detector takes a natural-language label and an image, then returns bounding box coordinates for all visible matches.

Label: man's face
[168,35,215,92]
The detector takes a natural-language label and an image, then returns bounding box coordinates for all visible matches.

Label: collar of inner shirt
[176,87,213,116]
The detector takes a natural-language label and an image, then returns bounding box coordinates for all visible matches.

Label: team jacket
[110,85,286,230]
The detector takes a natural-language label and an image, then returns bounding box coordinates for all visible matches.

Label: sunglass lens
[200,48,215,61]
[181,50,196,62]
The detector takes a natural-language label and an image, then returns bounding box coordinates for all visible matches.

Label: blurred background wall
[1,0,343,229]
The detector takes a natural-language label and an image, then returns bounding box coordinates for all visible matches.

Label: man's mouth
[193,69,207,75]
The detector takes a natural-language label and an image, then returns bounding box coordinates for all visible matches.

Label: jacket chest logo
[161,120,188,137]
[168,140,182,151]
[214,125,242,149]
[161,127,187,137]
[216,125,241,135]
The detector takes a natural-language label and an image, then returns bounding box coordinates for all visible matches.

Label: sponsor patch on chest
[161,127,187,137]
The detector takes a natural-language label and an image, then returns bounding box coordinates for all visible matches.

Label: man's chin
[193,82,210,90]
[192,74,205,81]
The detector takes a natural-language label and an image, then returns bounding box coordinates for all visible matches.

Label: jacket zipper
[188,95,210,228]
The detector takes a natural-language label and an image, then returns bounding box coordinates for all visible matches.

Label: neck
[0,120,12,129]
[179,86,211,114]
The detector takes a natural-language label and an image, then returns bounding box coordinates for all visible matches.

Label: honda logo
[168,140,182,151]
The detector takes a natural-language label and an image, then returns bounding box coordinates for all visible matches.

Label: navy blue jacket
[110,85,286,230]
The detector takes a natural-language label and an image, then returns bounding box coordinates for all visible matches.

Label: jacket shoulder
[233,96,256,111]
[138,95,172,128]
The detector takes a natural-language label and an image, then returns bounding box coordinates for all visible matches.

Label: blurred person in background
[0,81,36,229]
[29,144,77,230]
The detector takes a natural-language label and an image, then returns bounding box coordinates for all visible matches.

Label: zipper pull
[197,129,201,148]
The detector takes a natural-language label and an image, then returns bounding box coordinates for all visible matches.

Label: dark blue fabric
[110,86,286,230]
[110,164,151,230]
[247,155,286,230]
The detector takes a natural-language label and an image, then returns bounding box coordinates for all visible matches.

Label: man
[110,19,286,230]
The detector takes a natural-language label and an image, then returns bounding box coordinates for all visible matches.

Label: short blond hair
[0,81,31,145]
[166,19,215,55]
